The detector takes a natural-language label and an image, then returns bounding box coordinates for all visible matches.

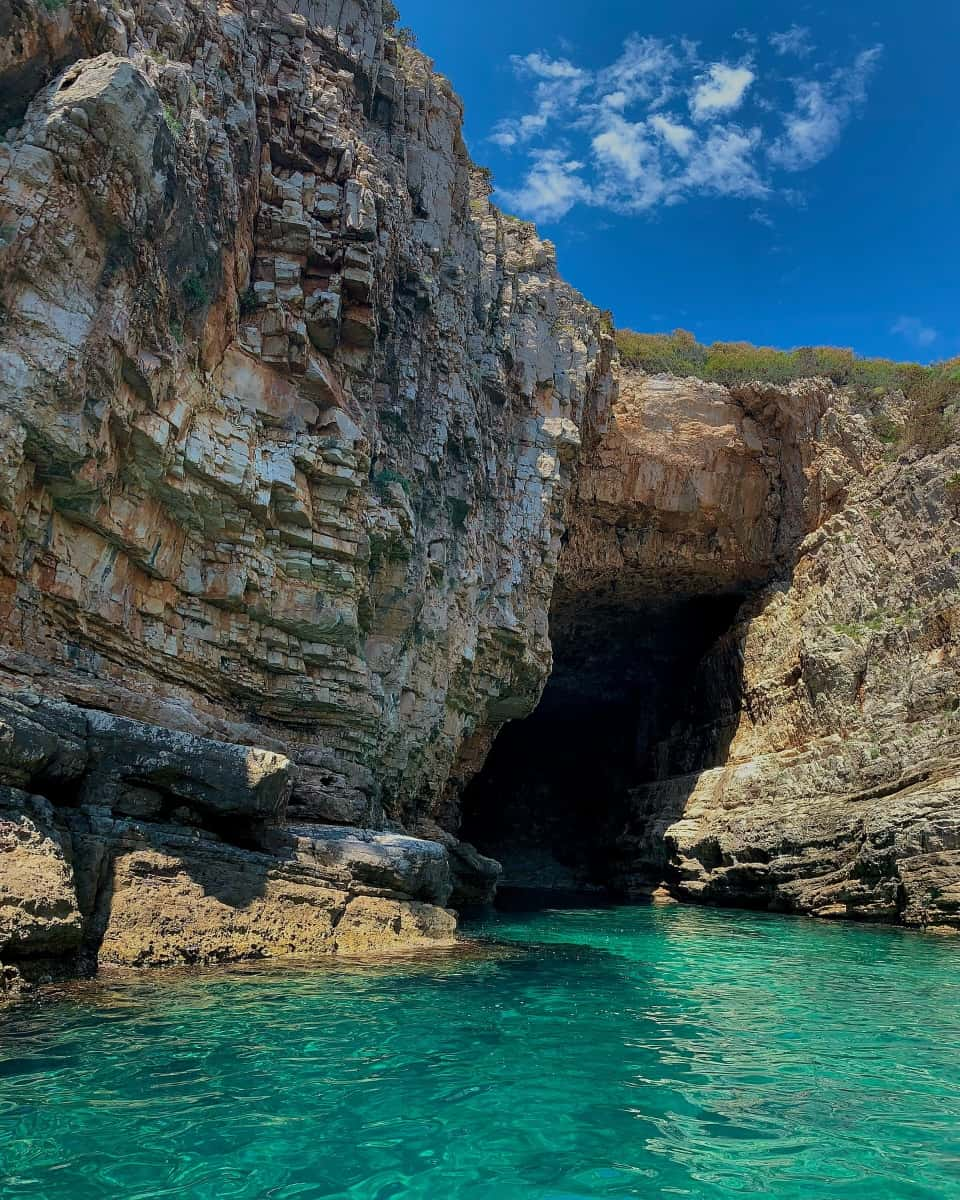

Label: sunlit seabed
[1,903,960,1199]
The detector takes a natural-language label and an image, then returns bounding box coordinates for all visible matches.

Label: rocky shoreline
[1,0,958,989]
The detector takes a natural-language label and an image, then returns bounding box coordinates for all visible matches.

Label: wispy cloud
[768,47,882,169]
[649,114,695,157]
[682,124,766,197]
[489,53,589,148]
[598,35,680,111]
[497,149,590,223]
[891,316,938,349]
[770,25,814,58]
[489,34,883,223]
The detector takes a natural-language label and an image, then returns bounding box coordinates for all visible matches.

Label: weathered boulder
[288,754,384,828]
[278,825,453,906]
[0,788,83,958]
[446,838,503,906]
[94,842,350,968]
[65,809,456,967]
[80,710,293,826]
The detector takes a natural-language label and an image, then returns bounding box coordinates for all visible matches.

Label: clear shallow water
[2,903,960,1200]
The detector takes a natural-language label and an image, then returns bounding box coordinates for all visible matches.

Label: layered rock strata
[0,690,455,977]
[0,0,608,976]
[1,0,958,980]
[560,371,960,931]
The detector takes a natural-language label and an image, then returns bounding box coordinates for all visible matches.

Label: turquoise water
[2,903,960,1199]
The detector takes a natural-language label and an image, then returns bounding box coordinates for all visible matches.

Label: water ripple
[1,905,959,1198]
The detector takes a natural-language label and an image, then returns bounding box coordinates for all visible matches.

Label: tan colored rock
[74,815,457,968]
[333,896,457,954]
[0,0,955,959]
[0,789,83,958]
[96,846,347,968]
[558,370,875,610]
[0,0,609,837]
[610,393,960,930]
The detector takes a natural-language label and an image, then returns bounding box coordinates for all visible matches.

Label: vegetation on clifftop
[615,327,960,453]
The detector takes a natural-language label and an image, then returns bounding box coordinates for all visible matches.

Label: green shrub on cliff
[614,328,960,455]
[614,327,922,390]
[373,467,411,495]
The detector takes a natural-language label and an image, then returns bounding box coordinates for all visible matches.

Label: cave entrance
[460,591,746,898]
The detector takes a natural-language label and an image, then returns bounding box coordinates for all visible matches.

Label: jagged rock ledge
[0,689,459,990]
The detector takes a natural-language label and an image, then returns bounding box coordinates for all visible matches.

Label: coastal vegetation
[614,327,960,451]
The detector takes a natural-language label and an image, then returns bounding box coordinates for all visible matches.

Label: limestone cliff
[0,0,609,980]
[557,370,960,931]
[1,0,958,988]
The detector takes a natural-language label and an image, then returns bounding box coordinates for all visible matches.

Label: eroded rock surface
[570,372,960,930]
[0,0,608,973]
[1,0,957,975]
[0,693,459,971]
[649,446,960,930]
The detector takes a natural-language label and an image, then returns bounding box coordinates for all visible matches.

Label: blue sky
[398,0,959,363]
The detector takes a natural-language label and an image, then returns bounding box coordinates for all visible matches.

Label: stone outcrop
[0,692,458,970]
[647,445,960,931]
[556,370,876,609]
[561,370,960,931]
[0,0,608,975]
[1,0,957,981]
[0,788,84,959]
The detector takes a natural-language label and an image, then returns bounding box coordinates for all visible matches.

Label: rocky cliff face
[1,0,957,988]
[0,0,609,982]
[555,370,960,931]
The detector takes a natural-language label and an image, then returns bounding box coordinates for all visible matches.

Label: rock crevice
[464,368,960,932]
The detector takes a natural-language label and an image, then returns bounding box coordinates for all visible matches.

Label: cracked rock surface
[1,0,958,982]
[563,371,960,931]
[0,0,608,973]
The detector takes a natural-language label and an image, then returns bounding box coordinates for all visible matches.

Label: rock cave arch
[460,371,808,899]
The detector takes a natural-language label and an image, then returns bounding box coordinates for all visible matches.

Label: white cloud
[770,25,814,58]
[590,115,671,212]
[496,149,590,223]
[892,316,938,348]
[767,80,841,169]
[682,125,767,198]
[592,117,655,183]
[598,35,679,110]
[649,114,695,157]
[490,53,589,148]
[689,63,755,120]
[769,47,882,169]
[750,208,775,227]
[520,52,584,80]
[489,33,883,224]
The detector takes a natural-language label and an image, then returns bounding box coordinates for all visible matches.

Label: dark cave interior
[460,591,748,895]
